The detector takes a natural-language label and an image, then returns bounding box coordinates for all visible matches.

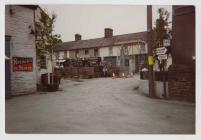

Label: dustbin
[140,68,148,79]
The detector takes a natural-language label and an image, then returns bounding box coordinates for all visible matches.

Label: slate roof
[19,5,38,10]
[54,31,147,52]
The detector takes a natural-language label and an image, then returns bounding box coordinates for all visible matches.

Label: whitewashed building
[5,5,38,96]
[5,5,54,96]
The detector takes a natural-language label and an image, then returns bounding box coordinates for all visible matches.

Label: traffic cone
[112,72,116,79]
[130,72,134,78]
[122,72,126,79]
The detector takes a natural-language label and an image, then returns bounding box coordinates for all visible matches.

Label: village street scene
[5,5,195,134]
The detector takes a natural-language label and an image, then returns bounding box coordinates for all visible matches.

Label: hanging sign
[12,57,33,72]
[148,56,154,65]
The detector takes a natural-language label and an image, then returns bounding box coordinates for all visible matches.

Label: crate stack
[82,67,95,79]
[63,67,73,78]
[94,66,103,78]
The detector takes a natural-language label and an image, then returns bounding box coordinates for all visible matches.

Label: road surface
[5,76,195,134]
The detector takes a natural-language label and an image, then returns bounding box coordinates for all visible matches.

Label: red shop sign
[12,57,33,72]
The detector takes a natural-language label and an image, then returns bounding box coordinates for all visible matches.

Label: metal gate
[5,36,11,98]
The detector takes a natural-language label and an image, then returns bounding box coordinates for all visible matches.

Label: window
[125,59,129,66]
[124,47,128,55]
[55,52,59,59]
[85,49,89,55]
[140,44,145,53]
[94,48,98,57]
[64,51,67,59]
[109,47,113,56]
[40,55,46,69]
[75,50,79,58]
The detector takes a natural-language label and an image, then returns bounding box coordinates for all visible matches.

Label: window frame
[40,55,47,69]
[109,47,113,56]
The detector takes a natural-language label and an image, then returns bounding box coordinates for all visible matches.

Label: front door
[5,36,11,98]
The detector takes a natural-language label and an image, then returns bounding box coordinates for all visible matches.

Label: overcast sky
[40,5,172,42]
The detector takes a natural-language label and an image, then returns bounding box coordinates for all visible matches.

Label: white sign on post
[158,54,168,60]
[156,47,167,55]
[163,39,170,47]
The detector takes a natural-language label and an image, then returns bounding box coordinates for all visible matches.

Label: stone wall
[5,5,37,95]
[168,64,195,102]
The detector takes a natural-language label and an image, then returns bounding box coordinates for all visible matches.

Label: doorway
[5,35,11,98]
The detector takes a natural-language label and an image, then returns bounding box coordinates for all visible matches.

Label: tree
[35,10,62,84]
[152,8,172,98]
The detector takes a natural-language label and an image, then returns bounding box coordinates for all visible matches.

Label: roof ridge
[54,31,147,51]
[62,31,147,43]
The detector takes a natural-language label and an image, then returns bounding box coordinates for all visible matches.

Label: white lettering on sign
[158,54,168,60]
[156,47,167,55]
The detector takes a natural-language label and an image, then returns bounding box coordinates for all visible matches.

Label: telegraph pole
[147,5,155,97]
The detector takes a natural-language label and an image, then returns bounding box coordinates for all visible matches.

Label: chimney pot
[75,34,81,41]
[104,28,113,38]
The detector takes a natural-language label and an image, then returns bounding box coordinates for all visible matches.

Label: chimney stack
[75,34,81,41]
[104,28,113,38]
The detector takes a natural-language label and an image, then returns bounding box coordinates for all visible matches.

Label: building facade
[5,5,38,96]
[5,5,53,96]
[168,6,195,102]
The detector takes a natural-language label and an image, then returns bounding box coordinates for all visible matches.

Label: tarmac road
[5,76,195,134]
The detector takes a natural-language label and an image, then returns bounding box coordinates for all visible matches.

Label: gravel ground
[5,76,195,134]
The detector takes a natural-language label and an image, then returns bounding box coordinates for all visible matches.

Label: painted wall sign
[12,57,33,72]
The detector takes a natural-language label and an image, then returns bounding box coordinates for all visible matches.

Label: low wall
[139,79,168,98]
[168,64,195,102]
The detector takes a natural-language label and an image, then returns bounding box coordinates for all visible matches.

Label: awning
[56,59,66,63]
[5,55,10,60]
[141,68,148,72]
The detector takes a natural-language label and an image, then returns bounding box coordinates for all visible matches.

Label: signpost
[156,46,168,99]
[147,5,155,97]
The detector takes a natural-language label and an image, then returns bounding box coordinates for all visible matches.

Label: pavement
[5,76,195,134]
